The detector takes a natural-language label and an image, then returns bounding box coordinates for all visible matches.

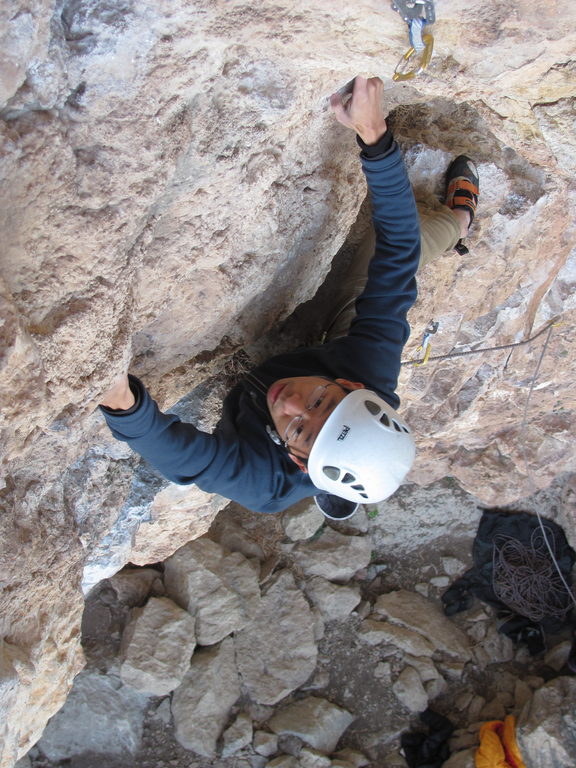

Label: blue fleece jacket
[102,136,420,513]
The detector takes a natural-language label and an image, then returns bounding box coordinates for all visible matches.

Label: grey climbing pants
[325,204,461,340]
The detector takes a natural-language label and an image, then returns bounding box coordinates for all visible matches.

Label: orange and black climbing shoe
[444,155,479,255]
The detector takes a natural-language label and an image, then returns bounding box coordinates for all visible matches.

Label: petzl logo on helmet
[337,425,350,441]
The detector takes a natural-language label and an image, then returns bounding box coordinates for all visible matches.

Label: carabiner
[414,319,438,366]
[393,32,434,81]
[414,343,432,366]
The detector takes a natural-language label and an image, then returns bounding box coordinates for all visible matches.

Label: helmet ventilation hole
[393,420,402,432]
[380,413,390,427]
[342,472,356,484]
[351,484,365,491]
[322,466,340,480]
[364,400,380,415]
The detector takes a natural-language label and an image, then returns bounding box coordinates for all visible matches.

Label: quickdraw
[391,0,436,81]
[413,320,439,366]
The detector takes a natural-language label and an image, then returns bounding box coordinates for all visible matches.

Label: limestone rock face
[2,1,576,763]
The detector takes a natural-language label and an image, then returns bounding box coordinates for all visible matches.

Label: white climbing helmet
[308,389,415,504]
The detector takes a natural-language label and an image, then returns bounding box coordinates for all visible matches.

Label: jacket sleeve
[345,140,420,400]
[99,376,315,512]
[100,375,230,486]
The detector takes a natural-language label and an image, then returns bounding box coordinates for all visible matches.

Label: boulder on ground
[221,712,253,757]
[164,538,261,645]
[298,747,332,767]
[171,637,240,757]
[235,570,317,705]
[517,676,576,768]
[35,670,149,761]
[120,596,196,695]
[392,666,428,712]
[358,618,435,656]
[282,503,324,541]
[372,591,471,660]
[292,528,372,581]
[254,730,279,757]
[267,696,355,754]
[304,577,361,621]
[331,748,369,767]
[266,757,298,768]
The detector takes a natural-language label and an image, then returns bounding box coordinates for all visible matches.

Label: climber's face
[267,376,364,470]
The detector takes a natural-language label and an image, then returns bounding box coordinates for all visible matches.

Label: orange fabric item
[475,716,526,768]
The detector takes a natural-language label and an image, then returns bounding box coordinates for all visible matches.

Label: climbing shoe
[444,154,479,255]
[314,493,359,521]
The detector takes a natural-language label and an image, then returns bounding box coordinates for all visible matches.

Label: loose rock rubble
[21,479,576,768]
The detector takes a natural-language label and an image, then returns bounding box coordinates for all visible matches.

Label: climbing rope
[515,321,576,615]
[492,526,574,622]
[410,313,576,616]
[401,317,576,621]
[401,317,562,367]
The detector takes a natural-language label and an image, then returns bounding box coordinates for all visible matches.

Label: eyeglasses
[283,384,332,446]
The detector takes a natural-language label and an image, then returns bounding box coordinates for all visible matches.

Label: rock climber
[99,76,479,520]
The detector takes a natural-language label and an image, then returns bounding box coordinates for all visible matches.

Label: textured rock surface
[304,577,361,622]
[298,749,332,768]
[292,529,373,581]
[163,538,260,645]
[221,712,253,758]
[34,670,149,761]
[171,637,240,757]
[358,618,436,657]
[2,0,576,763]
[254,731,279,758]
[282,504,325,542]
[267,696,355,755]
[517,676,576,768]
[119,596,196,695]
[372,590,471,660]
[235,570,317,705]
[392,665,429,713]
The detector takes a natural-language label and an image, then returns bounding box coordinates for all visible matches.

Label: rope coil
[492,528,574,622]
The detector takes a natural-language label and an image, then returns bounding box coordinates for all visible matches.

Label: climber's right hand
[99,374,135,411]
[330,75,388,146]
